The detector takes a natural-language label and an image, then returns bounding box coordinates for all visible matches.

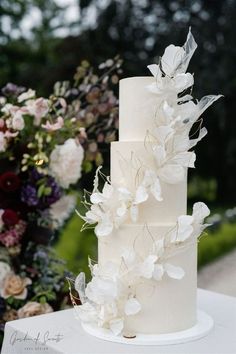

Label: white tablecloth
[1,289,236,354]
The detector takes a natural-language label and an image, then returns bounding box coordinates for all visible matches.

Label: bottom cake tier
[98,223,197,334]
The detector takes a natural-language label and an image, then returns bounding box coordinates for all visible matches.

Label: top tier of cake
[119,77,157,142]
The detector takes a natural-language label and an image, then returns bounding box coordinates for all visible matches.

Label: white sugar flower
[49,195,77,229]
[170,202,210,243]
[49,138,84,188]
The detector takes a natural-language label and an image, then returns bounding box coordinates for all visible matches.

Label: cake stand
[81,310,214,346]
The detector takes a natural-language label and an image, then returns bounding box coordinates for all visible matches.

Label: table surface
[1,288,236,354]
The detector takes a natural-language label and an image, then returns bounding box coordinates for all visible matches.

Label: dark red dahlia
[2,209,19,226]
[0,172,21,192]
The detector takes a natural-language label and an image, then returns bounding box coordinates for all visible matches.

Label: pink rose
[18,301,53,319]
[1,273,32,300]
[26,98,49,126]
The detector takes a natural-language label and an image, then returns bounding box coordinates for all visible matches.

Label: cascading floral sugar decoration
[0,57,122,333]
[72,30,222,336]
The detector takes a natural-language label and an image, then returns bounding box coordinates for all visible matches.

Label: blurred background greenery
[1,0,236,276]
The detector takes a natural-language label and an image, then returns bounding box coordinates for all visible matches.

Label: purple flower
[1,83,26,98]
[21,185,39,206]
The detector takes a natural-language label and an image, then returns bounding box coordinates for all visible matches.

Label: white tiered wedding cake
[75,30,221,342]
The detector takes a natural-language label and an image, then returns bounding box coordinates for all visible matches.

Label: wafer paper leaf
[95,217,113,237]
[164,263,185,279]
[158,164,185,184]
[75,272,86,304]
[173,73,194,92]
[76,302,97,322]
[138,255,157,279]
[109,318,124,335]
[177,215,194,241]
[147,64,161,77]
[192,202,210,223]
[134,185,149,204]
[153,263,164,281]
[161,44,185,76]
[189,127,208,149]
[171,151,196,168]
[125,298,141,315]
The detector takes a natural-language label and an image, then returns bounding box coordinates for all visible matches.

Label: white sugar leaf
[93,166,102,192]
[76,302,97,323]
[158,164,185,184]
[75,272,86,304]
[164,263,185,280]
[134,185,149,204]
[150,177,163,202]
[174,73,194,92]
[154,125,174,145]
[192,202,210,224]
[130,204,138,222]
[171,151,196,168]
[109,318,124,336]
[153,263,164,281]
[177,215,194,241]
[95,219,113,237]
[161,44,185,76]
[178,28,197,73]
[189,127,208,149]
[125,298,141,316]
[90,192,104,204]
[139,255,157,279]
[147,64,160,77]
[116,204,127,217]
[153,145,166,166]
[102,182,114,199]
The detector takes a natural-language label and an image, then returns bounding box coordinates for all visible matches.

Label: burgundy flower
[0,172,21,192]
[2,209,19,227]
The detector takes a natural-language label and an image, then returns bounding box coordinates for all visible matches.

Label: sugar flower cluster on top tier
[74,202,210,335]
[78,30,221,238]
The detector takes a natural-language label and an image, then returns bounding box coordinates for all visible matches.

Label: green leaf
[82,160,93,173]
[37,184,45,198]
[39,296,47,304]
[44,187,52,196]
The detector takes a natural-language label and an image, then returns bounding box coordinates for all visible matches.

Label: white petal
[153,145,166,166]
[171,151,196,168]
[116,204,127,217]
[174,73,194,92]
[189,127,208,149]
[192,202,210,224]
[154,125,174,145]
[90,192,104,204]
[161,44,185,76]
[192,95,223,124]
[109,318,124,336]
[76,302,97,323]
[180,28,198,73]
[139,255,157,279]
[164,263,185,280]
[134,185,149,204]
[102,182,114,199]
[177,215,194,241]
[158,164,185,184]
[75,272,86,304]
[130,205,139,222]
[150,177,163,201]
[147,64,160,77]
[153,263,164,281]
[125,298,141,316]
[95,219,113,237]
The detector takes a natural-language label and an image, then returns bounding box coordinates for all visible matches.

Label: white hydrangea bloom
[49,195,77,229]
[49,138,84,188]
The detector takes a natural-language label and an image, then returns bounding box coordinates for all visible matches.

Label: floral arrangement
[0,57,122,335]
[72,30,222,336]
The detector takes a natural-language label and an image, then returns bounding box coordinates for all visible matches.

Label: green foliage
[198,222,236,268]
